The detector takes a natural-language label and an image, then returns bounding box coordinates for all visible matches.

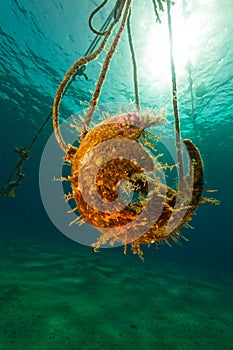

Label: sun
[140,5,202,84]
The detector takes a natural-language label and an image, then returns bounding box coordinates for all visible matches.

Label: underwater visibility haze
[0,0,233,349]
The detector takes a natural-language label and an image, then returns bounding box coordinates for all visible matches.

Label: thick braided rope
[53,22,116,153]
[84,0,133,129]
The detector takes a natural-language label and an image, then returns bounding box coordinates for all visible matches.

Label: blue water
[0,1,233,349]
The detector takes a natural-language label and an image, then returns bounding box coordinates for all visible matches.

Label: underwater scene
[0,0,233,349]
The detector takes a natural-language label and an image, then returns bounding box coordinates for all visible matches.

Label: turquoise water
[0,1,233,349]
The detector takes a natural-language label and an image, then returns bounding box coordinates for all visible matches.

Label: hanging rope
[86,8,115,55]
[83,0,132,131]
[152,0,165,23]
[88,0,111,35]
[53,0,130,151]
[127,8,140,111]
[53,24,115,152]
[182,0,199,145]
[89,0,126,36]
[166,0,184,185]
[186,61,199,144]
[0,110,52,198]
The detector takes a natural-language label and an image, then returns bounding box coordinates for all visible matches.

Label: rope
[53,21,117,152]
[88,0,111,36]
[86,10,114,55]
[0,156,25,198]
[114,0,127,21]
[88,0,126,36]
[127,8,140,111]
[53,0,130,150]
[84,0,133,131]
[0,110,52,198]
[152,0,165,23]
[182,0,199,145]
[186,61,199,144]
[166,0,184,185]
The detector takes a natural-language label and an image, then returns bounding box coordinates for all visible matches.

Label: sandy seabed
[0,236,232,350]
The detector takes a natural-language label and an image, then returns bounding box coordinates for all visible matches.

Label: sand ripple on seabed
[0,242,233,350]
